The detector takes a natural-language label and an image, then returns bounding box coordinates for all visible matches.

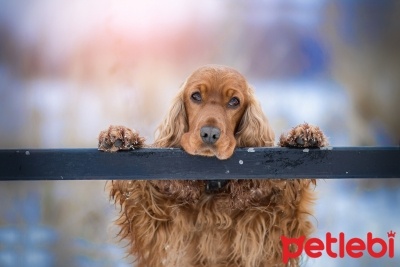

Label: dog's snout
[200,126,221,145]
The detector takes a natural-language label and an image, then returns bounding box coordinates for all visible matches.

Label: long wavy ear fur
[236,85,275,147]
[153,86,187,148]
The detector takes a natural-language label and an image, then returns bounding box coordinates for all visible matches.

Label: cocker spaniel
[98,65,328,267]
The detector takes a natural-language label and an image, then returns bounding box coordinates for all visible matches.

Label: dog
[98,65,328,267]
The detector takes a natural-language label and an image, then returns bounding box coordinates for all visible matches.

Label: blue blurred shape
[0,248,55,267]
[23,192,41,224]
[23,248,54,267]
[0,250,18,267]
[75,255,104,267]
[24,226,58,247]
[0,225,57,267]
[0,227,20,246]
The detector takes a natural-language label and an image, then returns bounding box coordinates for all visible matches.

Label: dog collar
[205,180,230,194]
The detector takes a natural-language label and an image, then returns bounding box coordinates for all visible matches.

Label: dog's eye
[191,92,202,102]
[228,97,240,107]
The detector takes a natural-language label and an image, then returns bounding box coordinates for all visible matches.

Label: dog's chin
[181,133,235,160]
[184,146,233,160]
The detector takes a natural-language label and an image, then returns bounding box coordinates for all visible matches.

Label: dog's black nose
[200,126,221,145]
[205,180,229,194]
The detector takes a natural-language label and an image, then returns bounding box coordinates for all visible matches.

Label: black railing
[0,147,399,180]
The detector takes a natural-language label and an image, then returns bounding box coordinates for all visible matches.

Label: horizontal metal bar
[0,147,399,180]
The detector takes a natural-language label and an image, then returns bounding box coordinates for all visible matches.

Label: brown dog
[99,65,328,267]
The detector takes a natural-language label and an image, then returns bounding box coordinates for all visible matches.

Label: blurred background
[0,0,399,266]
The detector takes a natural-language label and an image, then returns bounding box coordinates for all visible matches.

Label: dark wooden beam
[0,147,399,180]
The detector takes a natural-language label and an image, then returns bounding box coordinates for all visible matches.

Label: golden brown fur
[99,65,328,267]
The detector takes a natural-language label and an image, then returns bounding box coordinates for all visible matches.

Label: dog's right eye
[191,92,202,103]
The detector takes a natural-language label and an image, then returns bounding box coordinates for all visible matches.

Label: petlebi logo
[281,230,396,263]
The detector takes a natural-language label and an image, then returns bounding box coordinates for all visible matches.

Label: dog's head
[154,65,275,160]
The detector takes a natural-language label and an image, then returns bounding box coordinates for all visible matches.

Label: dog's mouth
[181,131,236,160]
[205,179,230,194]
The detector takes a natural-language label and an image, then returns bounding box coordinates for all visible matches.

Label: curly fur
[109,179,315,267]
[103,65,326,267]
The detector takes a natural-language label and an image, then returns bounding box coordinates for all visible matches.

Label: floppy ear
[153,85,188,148]
[236,85,275,147]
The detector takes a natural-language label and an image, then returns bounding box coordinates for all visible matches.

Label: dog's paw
[98,125,145,152]
[278,123,328,148]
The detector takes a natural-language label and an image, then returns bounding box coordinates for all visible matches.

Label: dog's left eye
[228,97,240,107]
